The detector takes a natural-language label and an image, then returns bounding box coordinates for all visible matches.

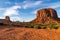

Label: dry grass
[0,26,60,40]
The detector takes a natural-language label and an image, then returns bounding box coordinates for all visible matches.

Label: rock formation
[0,16,11,24]
[5,16,10,21]
[31,8,60,24]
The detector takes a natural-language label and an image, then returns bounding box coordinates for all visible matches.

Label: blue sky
[0,0,60,22]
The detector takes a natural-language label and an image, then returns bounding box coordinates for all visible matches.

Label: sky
[0,0,60,22]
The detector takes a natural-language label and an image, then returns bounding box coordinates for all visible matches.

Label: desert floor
[0,26,60,40]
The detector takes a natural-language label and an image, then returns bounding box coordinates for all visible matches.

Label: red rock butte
[31,8,60,24]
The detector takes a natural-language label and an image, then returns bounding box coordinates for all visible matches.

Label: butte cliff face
[31,8,60,24]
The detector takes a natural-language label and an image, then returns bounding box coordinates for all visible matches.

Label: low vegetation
[0,22,60,29]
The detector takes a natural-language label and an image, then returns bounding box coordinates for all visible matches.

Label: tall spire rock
[5,16,10,21]
[5,16,11,23]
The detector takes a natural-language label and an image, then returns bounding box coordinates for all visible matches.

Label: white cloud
[4,5,21,16]
[0,16,4,19]
[0,8,5,10]
[11,5,21,9]
[2,5,22,22]
[23,1,43,9]
[34,1,42,5]
[10,16,23,22]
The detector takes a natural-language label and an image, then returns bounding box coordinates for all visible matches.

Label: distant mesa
[0,16,11,24]
[31,8,60,24]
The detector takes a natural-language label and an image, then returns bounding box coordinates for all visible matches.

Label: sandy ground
[0,27,60,40]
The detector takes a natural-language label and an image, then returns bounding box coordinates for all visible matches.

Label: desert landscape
[0,8,60,40]
[0,0,60,40]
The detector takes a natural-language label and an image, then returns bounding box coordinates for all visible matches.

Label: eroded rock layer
[31,8,60,24]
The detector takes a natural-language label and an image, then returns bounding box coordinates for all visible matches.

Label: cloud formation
[0,16,4,19]
[31,2,60,14]
[22,1,43,9]
[0,8,5,10]
[4,5,21,16]
[10,16,23,22]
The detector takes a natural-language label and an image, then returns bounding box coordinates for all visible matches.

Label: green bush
[46,24,60,29]
[0,22,9,26]
[34,25,38,29]
[0,22,4,25]
[38,26,41,29]
[46,24,53,29]
[53,26,59,29]
[42,26,47,29]
[11,23,20,27]
[24,23,34,28]
[30,25,34,28]
[25,25,28,28]
[34,24,42,29]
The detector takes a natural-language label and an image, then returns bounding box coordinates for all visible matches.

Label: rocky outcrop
[31,8,60,24]
[0,16,11,24]
[5,16,11,22]
[5,16,10,21]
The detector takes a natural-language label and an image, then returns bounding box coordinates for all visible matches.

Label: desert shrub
[34,24,42,29]
[12,23,16,26]
[0,22,9,26]
[29,25,34,28]
[55,25,60,28]
[38,26,41,29]
[53,26,59,29]
[52,25,60,29]
[25,25,31,28]
[30,25,34,28]
[46,24,54,29]
[24,23,34,28]
[34,25,38,29]
[42,26,47,29]
[26,26,34,28]
[11,23,20,27]
[0,22,4,25]
[46,24,60,29]
[25,25,28,28]
[52,25,59,29]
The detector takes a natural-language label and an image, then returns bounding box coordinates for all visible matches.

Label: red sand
[0,27,60,40]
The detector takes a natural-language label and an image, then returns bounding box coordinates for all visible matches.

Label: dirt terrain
[0,26,60,40]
